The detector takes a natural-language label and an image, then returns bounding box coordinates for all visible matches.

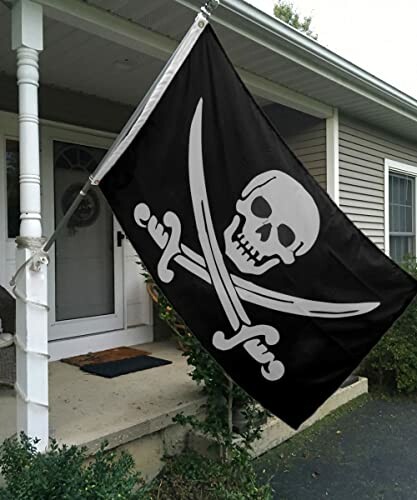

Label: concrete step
[188,377,368,460]
[1,340,368,481]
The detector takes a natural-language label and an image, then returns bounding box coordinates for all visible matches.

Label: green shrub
[147,450,272,500]
[363,257,417,393]
[0,433,148,500]
[142,272,272,499]
[144,274,269,456]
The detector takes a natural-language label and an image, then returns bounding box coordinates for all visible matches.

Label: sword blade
[177,245,379,318]
[188,98,249,331]
[234,277,379,318]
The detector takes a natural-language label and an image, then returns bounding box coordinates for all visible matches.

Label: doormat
[80,355,172,378]
[62,346,151,368]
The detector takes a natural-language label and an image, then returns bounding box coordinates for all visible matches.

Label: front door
[43,132,124,340]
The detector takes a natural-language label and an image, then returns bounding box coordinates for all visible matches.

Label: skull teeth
[233,234,263,264]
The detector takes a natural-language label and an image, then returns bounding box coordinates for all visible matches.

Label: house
[1,0,416,476]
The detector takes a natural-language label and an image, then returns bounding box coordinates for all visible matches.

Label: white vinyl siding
[264,103,327,190]
[286,122,327,190]
[339,116,417,252]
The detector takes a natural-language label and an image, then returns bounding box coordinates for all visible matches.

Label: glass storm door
[50,141,123,339]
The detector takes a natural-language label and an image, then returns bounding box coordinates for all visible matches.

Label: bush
[143,273,272,499]
[363,257,417,393]
[145,276,268,455]
[0,434,148,500]
[147,450,272,500]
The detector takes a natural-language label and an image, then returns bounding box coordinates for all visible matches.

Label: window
[386,159,417,263]
[389,173,415,263]
[6,140,20,239]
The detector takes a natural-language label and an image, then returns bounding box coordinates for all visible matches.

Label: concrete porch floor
[0,339,368,479]
[0,340,205,452]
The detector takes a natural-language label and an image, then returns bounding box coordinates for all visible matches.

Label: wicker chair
[0,286,16,387]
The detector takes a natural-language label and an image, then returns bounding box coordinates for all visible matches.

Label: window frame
[384,159,417,259]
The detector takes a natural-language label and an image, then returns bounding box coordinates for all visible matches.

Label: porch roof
[0,0,416,142]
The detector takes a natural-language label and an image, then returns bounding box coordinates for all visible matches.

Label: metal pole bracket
[201,0,220,20]
[30,249,49,273]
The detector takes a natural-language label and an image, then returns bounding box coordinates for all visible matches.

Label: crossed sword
[134,99,380,381]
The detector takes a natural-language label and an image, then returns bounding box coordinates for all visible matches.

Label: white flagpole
[89,2,219,184]
[41,0,220,254]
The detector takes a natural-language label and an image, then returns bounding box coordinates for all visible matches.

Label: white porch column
[12,0,49,451]
[326,108,340,205]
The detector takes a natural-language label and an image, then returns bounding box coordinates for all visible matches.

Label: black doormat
[80,355,172,378]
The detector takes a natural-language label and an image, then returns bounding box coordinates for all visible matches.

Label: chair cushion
[0,286,16,334]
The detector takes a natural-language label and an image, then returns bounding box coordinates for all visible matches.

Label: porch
[0,338,368,480]
[0,0,337,451]
[0,340,206,477]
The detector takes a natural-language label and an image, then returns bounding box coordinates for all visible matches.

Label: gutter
[176,0,417,124]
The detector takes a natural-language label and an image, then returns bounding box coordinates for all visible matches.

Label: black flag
[99,25,417,428]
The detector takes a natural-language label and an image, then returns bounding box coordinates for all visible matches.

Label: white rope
[14,334,49,358]
[9,238,50,310]
[9,254,35,287]
[7,239,50,410]
[15,381,49,409]
[12,284,50,311]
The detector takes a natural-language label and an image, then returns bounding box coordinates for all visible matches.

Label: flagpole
[42,177,92,253]
[88,0,218,184]
[39,0,219,255]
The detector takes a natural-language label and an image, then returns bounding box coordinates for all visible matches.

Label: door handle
[117,231,125,247]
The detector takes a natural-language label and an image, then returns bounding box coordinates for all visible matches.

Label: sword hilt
[212,324,279,350]
[212,324,284,381]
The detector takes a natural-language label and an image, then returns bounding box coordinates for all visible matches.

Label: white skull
[224,170,320,275]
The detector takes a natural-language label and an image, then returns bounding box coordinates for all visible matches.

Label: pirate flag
[96,19,417,428]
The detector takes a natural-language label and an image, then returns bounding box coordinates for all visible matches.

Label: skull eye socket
[277,224,295,248]
[251,196,272,218]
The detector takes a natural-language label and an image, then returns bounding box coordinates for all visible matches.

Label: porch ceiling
[1,0,417,142]
[0,5,166,106]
